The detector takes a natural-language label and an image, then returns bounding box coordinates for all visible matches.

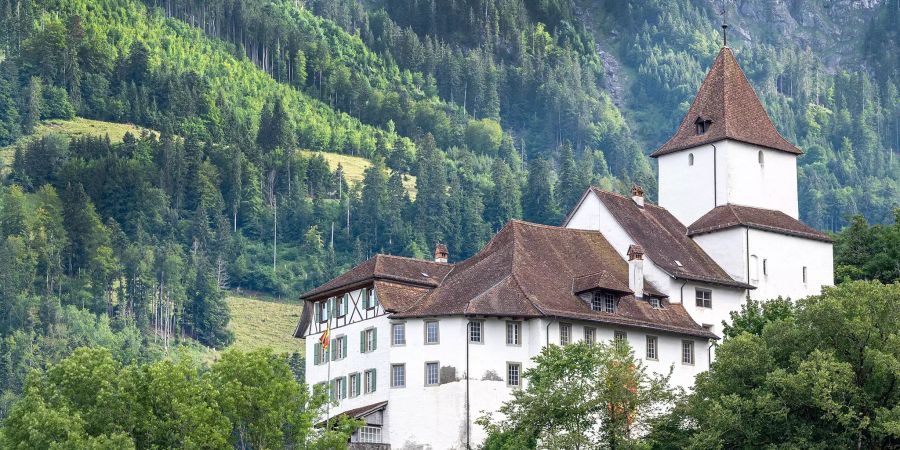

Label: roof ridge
[376,253,451,266]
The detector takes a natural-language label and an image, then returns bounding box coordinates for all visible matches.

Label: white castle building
[294,46,834,449]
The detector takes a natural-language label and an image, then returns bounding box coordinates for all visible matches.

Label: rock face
[718,0,885,70]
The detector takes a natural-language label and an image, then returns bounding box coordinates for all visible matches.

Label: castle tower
[652,47,802,226]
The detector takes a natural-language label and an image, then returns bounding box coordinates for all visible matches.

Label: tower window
[802,266,808,283]
[695,117,712,135]
[688,153,694,166]
[758,150,765,166]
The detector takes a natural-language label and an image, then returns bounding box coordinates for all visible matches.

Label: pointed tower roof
[651,47,802,157]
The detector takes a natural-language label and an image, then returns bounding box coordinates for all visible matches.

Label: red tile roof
[651,47,802,157]
[300,254,453,301]
[393,221,715,339]
[688,204,832,242]
[588,188,754,289]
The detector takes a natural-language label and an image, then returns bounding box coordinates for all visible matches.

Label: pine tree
[0,64,21,146]
[414,133,449,248]
[485,158,521,230]
[523,157,559,225]
[555,142,584,212]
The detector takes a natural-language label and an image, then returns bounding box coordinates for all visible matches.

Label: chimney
[627,244,644,298]
[434,243,449,263]
[631,184,645,208]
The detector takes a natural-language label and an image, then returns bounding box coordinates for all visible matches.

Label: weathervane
[720,0,729,47]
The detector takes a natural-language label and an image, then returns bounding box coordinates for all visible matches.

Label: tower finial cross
[720,0,729,47]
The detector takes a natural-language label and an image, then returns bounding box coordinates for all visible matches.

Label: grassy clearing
[226,294,304,355]
[300,150,417,199]
[1,118,156,171]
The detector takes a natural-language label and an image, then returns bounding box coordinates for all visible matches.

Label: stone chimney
[631,184,645,208]
[627,244,644,298]
[434,243,449,263]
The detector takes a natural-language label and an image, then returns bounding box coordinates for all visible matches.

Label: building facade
[295,46,834,449]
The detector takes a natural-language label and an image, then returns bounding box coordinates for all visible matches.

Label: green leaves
[651,281,900,449]
[0,348,359,449]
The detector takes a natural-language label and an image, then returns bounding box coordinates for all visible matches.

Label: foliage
[833,210,900,284]
[648,281,900,449]
[479,341,675,449]
[0,347,358,449]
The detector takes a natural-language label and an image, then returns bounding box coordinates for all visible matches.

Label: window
[506,321,521,346]
[695,288,712,308]
[682,340,695,365]
[335,294,348,317]
[758,150,765,166]
[364,369,377,393]
[331,335,347,360]
[613,330,627,349]
[391,323,406,346]
[649,297,661,308]
[688,153,694,166]
[313,341,329,365]
[646,336,658,360]
[591,291,617,313]
[365,288,378,310]
[750,255,759,283]
[584,327,596,346]
[349,373,361,397]
[560,323,572,345]
[695,117,711,135]
[763,259,768,276]
[803,266,808,283]
[425,362,439,386]
[469,321,483,343]
[391,364,406,388]
[317,300,329,323]
[358,426,382,443]
[361,328,377,353]
[507,362,521,387]
[331,377,347,400]
[425,320,440,344]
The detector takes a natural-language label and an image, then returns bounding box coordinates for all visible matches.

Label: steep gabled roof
[651,47,802,157]
[590,188,753,289]
[300,254,453,301]
[393,221,715,339]
[688,204,832,242]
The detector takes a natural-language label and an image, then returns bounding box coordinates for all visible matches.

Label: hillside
[226,294,303,355]
[299,150,417,199]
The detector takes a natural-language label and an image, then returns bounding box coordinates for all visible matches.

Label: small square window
[584,327,596,346]
[559,323,572,345]
[425,321,440,344]
[649,297,661,308]
[469,321,483,343]
[391,364,406,388]
[425,362,439,386]
[507,362,521,387]
[695,288,712,308]
[392,323,406,346]
[682,340,695,365]
[646,336,658,360]
[506,321,521,346]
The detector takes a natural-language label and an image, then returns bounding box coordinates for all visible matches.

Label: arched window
[688,153,694,166]
[758,150,765,166]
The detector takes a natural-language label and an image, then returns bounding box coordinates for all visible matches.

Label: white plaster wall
[542,319,711,391]
[658,145,717,226]
[746,229,833,301]
[720,140,799,218]
[692,227,748,283]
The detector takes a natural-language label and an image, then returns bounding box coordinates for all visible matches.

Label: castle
[295,46,834,449]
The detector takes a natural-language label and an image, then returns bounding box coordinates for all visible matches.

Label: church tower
[652,47,802,226]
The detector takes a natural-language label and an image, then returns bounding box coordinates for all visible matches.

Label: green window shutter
[330,339,336,359]
[360,330,366,353]
[342,337,347,358]
[342,377,347,398]
[361,288,368,308]
[313,343,321,365]
[372,369,377,392]
[372,328,378,351]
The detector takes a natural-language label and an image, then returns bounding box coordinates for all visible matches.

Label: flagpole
[325,319,332,432]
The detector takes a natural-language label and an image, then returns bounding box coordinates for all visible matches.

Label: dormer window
[695,117,712,135]
[648,297,661,309]
[591,291,618,313]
